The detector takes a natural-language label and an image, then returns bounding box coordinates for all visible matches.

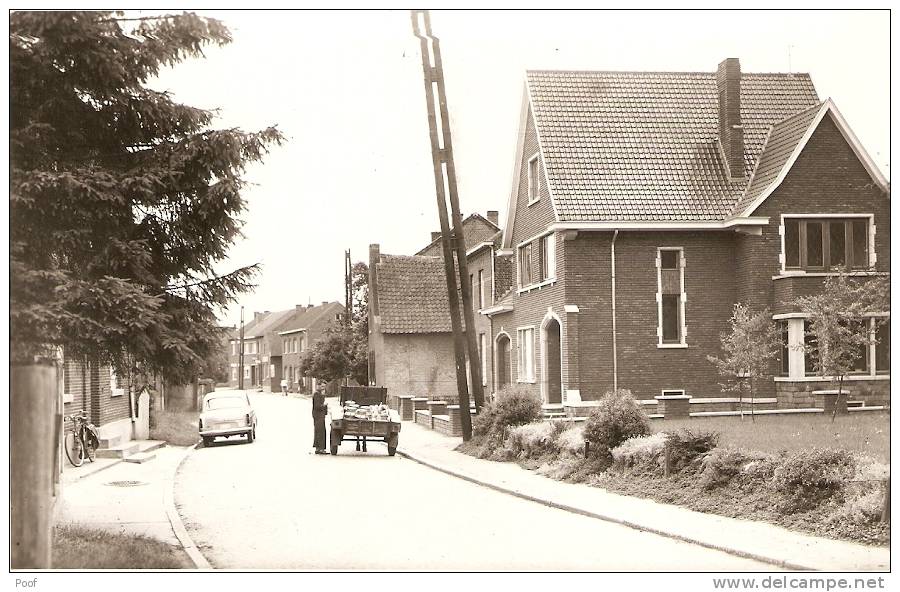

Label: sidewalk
[396,422,889,572]
[56,444,190,549]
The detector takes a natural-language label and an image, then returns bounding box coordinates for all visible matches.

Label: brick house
[276,301,345,393]
[488,59,889,407]
[368,211,511,399]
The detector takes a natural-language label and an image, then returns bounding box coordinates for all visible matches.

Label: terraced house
[489,58,890,409]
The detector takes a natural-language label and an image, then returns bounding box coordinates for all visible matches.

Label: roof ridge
[526,69,812,77]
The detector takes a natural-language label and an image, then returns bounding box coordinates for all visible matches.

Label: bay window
[783,217,870,271]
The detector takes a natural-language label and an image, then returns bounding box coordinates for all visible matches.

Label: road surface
[175,390,771,570]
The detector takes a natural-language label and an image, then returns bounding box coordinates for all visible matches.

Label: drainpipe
[611,230,619,392]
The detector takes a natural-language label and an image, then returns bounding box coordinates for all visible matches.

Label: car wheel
[202,436,213,447]
[247,429,255,444]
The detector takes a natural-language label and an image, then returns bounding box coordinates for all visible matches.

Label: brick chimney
[254,311,262,322]
[431,231,441,242]
[295,304,306,312]
[321,301,328,307]
[487,210,499,227]
[717,58,744,180]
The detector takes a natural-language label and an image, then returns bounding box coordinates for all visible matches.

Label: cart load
[329,387,401,456]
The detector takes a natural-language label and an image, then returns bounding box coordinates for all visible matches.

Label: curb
[64,457,124,482]
[164,443,212,569]
[395,447,814,572]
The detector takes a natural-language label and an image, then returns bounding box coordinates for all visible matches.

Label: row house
[487,59,889,407]
[227,302,344,392]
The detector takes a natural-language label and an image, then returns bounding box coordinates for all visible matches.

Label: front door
[545,319,562,404]
[497,335,511,389]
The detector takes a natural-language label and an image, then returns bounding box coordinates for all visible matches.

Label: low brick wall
[776,379,890,409]
[414,410,432,429]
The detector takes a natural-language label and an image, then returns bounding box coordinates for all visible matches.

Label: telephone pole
[412,10,481,438]
[411,10,485,414]
[238,305,245,391]
[345,249,353,328]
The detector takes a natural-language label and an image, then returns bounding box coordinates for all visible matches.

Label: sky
[146,9,890,328]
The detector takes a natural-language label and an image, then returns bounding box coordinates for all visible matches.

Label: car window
[206,397,245,410]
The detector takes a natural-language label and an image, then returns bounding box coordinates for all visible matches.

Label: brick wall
[468,246,494,392]
[379,333,458,400]
[62,359,129,430]
[512,105,557,243]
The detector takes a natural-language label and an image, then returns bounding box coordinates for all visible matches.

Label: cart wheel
[388,434,398,457]
[330,430,341,455]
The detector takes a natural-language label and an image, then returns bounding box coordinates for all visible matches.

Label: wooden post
[11,362,58,569]
[411,10,474,439]
[664,445,672,477]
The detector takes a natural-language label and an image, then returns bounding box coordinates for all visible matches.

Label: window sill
[657,343,688,349]
[63,392,74,404]
[517,379,537,384]
[773,271,888,280]
[774,375,890,382]
[111,388,125,398]
[517,278,557,294]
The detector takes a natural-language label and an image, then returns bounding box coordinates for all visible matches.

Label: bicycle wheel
[64,430,84,467]
[82,431,97,462]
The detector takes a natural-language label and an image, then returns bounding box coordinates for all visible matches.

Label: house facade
[488,59,890,407]
[368,211,508,399]
[277,301,345,393]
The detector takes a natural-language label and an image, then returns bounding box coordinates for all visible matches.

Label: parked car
[199,391,257,446]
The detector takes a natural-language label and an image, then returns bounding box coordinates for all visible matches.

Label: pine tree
[10,11,283,383]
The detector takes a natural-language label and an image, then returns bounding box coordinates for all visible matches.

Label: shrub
[507,421,564,459]
[610,432,668,474]
[473,384,542,437]
[662,429,719,474]
[772,448,855,512]
[556,424,586,458]
[697,448,767,490]
[583,389,650,459]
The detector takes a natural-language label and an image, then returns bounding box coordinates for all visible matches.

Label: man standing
[280,377,288,396]
[312,387,328,454]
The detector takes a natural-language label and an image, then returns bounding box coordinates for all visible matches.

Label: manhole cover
[105,480,147,487]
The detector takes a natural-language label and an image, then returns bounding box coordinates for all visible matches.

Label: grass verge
[150,410,199,446]
[52,524,191,569]
[654,413,889,462]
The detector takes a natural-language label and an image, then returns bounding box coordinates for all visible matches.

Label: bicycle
[64,410,100,467]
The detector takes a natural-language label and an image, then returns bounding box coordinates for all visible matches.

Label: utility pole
[411,10,478,438]
[411,10,485,414]
[239,305,245,391]
[345,249,353,328]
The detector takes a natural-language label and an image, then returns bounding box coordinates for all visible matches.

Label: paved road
[175,390,771,570]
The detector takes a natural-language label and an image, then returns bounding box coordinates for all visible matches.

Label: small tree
[707,303,781,421]
[793,272,889,422]
[298,330,353,386]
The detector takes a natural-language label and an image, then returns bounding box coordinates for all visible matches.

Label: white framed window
[656,247,687,348]
[479,332,487,386]
[517,326,535,382]
[231,341,238,355]
[109,367,125,397]
[527,154,540,205]
[478,269,485,309]
[231,367,238,381]
[540,233,556,281]
[518,242,533,287]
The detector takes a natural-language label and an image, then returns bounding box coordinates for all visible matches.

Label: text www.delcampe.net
[712,577,887,591]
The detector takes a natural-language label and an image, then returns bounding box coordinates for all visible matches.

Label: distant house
[227,302,344,392]
[368,211,512,399]
[489,59,889,407]
[276,301,345,394]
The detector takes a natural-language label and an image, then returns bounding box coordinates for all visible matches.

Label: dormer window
[783,216,871,271]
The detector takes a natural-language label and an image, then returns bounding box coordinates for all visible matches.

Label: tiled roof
[275,302,344,334]
[376,255,452,334]
[416,213,501,256]
[526,70,819,221]
[247,309,296,337]
[732,103,822,216]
